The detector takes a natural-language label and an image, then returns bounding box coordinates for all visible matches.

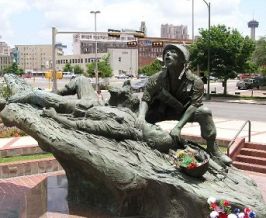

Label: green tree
[73,65,84,74]
[252,37,266,67]
[86,54,112,78]
[138,59,162,76]
[243,60,258,74]
[3,63,24,75]
[259,66,266,76]
[190,25,255,95]
[63,63,73,72]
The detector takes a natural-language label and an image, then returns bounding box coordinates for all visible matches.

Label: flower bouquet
[173,148,209,178]
[207,196,256,218]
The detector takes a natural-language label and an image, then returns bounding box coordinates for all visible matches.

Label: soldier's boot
[207,141,232,166]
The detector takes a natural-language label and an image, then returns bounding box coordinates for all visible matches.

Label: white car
[115,74,128,79]
[63,72,76,79]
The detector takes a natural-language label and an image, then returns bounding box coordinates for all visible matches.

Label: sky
[0,0,265,54]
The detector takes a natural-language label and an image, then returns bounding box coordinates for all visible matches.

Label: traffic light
[108,29,121,38]
[152,41,163,47]
[127,41,137,47]
[133,31,145,38]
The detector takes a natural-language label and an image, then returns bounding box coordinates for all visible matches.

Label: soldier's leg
[57,76,97,100]
[193,106,232,165]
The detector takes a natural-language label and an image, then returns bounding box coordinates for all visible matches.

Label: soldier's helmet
[162,44,190,63]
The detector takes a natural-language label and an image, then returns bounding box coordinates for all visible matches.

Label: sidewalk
[207,96,266,105]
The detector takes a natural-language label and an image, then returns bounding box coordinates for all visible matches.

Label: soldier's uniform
[142,67,217,143]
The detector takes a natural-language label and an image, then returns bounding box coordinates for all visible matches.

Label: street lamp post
[52,27,57,92]
[192,0,194,42]
[202,0,211,100]
[90,10,100,91]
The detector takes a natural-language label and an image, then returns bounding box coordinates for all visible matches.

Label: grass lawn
[0,153,54,164]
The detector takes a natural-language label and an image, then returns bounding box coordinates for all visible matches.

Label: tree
[73,65,84,75]
[63,63,73,72]
[252,37,266,67]
[3,63,24,75]
[189,25,255,95]
[86,55,112,78]
[138,59,162,76]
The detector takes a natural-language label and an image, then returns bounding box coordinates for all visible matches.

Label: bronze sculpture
[1,48,266,217]
[136,44,232,165]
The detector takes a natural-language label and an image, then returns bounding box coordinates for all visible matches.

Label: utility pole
[202,0,211,100]
[52,27,57,92]
[90,10,101,91]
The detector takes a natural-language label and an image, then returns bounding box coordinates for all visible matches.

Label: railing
[227,120,251,156]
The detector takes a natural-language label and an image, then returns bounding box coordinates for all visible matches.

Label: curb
[204,98,266,105]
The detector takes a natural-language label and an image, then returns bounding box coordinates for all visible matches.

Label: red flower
[210,202,217,209]
[244,208,251,214]
[218,212,228,218]
[187,162,197,169]
[223,200,230,207]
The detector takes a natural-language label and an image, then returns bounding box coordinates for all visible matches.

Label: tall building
[248,19,259,40]
[0,55,12,73]
[140,21,147,36]
[161,24,189,40]
[15,45,63,72]
[0,41,12,73]
[0,41,11,56]
[73,32,136,55]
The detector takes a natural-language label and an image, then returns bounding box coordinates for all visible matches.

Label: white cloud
[0,0,264,49]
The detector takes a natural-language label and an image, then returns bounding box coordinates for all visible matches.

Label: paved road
[205,101,266,122]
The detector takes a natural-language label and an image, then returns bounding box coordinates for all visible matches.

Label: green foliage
[0,83,11,98]
[259,66,266,76]
[243,60,258,74]
[63,63,73,72]
[252,37,266,67]
[3,63,24,75]
[86,54,112,78]
[189,25,255,95]
[73,65,84,74]
[138,59,162,76]
[0,153,53,163]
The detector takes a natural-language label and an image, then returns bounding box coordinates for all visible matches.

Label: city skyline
[0,0,265,54]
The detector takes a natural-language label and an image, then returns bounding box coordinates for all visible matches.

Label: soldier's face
[164,49,179,68]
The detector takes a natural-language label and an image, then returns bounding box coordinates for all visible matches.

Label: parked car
[138,74,149,79]
[63,72,76,79]
[131,79,148,92]
[115,74,128,79]
[236,78,259,90]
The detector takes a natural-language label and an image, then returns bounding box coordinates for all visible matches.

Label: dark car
[131,79,148,92]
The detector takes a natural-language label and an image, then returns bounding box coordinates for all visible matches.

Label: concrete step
[240,148,266,158]
[233,161,266,174]
[244,143,266,151]
[236,155,266,166]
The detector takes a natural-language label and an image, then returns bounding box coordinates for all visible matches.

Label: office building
[161,24,189,40]
[16,45,53,72]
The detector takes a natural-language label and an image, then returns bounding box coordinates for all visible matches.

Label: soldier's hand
[170,127,182,145]
[135,117,145,130]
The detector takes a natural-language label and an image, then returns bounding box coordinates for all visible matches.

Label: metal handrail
[227,120,251,156]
